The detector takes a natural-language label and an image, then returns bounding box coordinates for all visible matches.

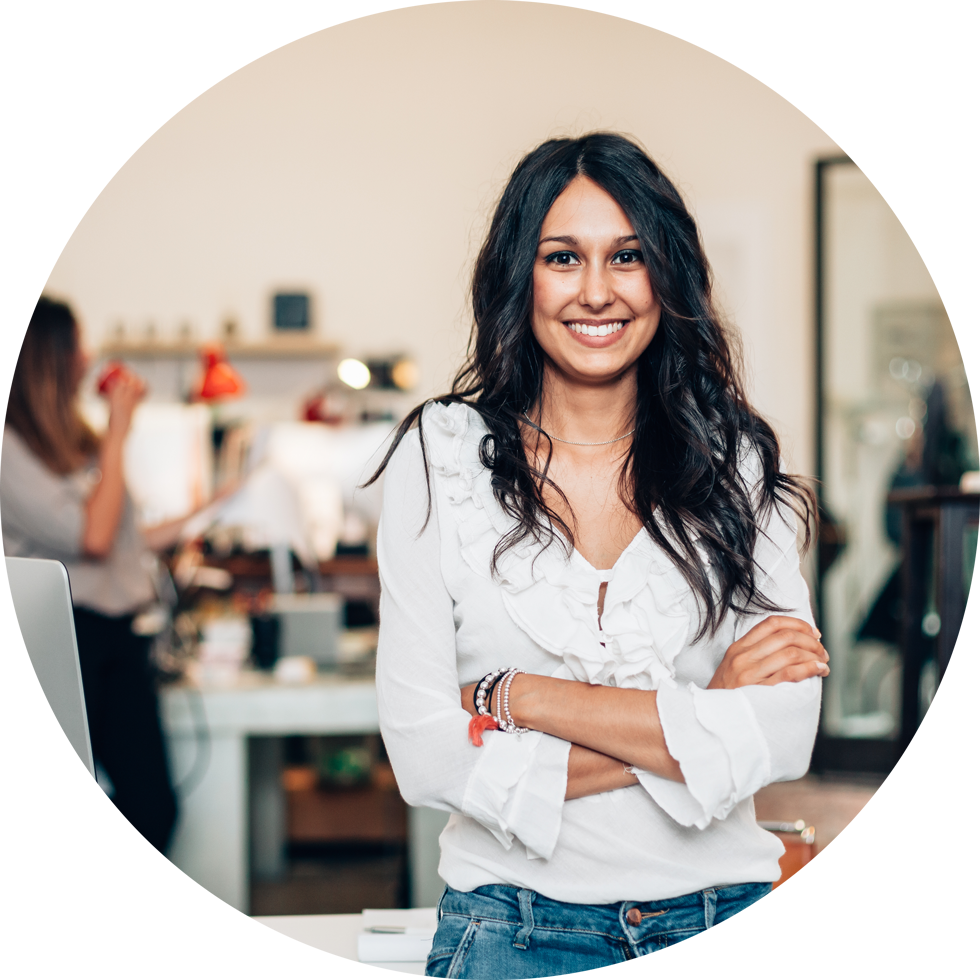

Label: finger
[751,646,830,681]
[736,629,827,665]
[734,616,820,648]
[731,645,828,686]
[758,660,830,686]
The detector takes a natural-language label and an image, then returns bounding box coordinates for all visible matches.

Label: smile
[564,320,628,338]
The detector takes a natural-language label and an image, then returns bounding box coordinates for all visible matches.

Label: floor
[755,775,898,912]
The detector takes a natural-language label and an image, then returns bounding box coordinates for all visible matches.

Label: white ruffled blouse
[376,402,821,904]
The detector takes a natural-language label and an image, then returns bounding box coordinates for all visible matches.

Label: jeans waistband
[438,881,771,943]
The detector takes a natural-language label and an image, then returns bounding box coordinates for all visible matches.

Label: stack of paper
[776,897,911,980]
[357,908,438,964]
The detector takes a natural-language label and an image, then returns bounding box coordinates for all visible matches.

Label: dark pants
[73,607,178,853]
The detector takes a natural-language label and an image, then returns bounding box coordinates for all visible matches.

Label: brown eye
[612,249,643,265]
[545,251,580,267]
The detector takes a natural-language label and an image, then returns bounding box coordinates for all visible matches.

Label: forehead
[540,176,634,238]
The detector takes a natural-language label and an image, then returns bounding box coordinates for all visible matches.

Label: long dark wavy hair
[368,132,814,638]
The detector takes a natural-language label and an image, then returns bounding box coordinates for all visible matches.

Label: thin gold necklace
[522,411,636,447]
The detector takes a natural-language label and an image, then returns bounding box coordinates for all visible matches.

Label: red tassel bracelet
[468,713,499,747]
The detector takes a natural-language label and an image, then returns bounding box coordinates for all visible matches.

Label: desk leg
[900,516,932,752]
[167,731,248,912]
[936,506,966,919]
[249,736,286,880]
[408,806,449,908]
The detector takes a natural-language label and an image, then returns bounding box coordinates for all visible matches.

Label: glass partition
[815,159,977,769]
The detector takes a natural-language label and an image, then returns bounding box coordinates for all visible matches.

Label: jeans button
[626,907,642,926]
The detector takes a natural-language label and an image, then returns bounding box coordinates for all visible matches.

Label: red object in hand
[195,344,246,401]
[468,714,499,747]
[97,362,126,396]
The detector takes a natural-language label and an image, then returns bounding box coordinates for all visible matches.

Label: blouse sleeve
[633,491,821,830]
[0,430,85,562]
[375,431,571,861]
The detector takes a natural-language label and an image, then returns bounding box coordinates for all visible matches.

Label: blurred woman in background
[1,296,177,852]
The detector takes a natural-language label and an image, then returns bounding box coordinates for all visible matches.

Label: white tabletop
[161,669,378,735]
[0,915,425,980]
[0,895,911,980]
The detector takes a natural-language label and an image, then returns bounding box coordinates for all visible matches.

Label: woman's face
[531,176,661,388]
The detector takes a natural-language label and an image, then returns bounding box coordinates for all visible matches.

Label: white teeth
[565,321,627,337]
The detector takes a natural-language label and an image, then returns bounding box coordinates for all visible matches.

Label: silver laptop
[0,558,122,973]
[0,557,283,974]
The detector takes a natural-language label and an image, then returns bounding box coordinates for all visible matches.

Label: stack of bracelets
[474,667,530,735]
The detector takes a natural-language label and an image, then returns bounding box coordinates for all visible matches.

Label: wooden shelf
[283,763,405,844]
[99,338,339,360]
[286,785,406,844]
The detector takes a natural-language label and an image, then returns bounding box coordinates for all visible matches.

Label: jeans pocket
[425,917,481,979]
[759,916,800,980]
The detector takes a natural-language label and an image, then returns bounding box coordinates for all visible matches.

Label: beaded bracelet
[473,672,505,717]
[474,668,508,717]
[497,669,529,735]
[468,667,528,745]
[468,668,506,746]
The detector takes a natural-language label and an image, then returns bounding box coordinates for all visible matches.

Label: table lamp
[194,343,246,401]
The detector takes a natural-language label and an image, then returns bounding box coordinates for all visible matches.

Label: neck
[532,363,637,445]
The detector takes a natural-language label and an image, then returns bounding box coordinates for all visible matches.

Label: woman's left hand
[707,615,828,689]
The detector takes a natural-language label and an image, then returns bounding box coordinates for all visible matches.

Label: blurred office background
[30,2,976,916]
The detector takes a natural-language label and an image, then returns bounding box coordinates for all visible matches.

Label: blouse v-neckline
[568,524,648,582]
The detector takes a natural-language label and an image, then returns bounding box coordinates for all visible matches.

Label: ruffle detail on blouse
[421,402,694,691]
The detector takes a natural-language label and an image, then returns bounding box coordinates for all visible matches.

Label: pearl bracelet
[473,667,528,734]
[475,668,508,720]
[497,668,529,735]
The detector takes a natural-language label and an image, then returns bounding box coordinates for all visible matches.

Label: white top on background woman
[370,133,827,977]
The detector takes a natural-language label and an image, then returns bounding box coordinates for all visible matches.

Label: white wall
[45,1,840,473]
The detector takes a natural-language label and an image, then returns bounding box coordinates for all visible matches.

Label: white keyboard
[3,939,284,974]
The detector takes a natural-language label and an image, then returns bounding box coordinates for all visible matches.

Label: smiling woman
[367,132,825,978]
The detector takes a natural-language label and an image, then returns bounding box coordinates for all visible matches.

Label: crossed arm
[460,616,829,800]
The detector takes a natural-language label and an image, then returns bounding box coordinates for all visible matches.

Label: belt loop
[703,888,718,929]
[513,889,536,949]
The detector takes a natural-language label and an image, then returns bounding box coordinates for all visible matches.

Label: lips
[561,319,631,349]
[564,320,627,338]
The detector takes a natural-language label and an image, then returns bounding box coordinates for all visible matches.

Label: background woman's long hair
[6,297,100,475]
[369,132,815,638]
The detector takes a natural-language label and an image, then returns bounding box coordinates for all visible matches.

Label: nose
[578,258,615,311]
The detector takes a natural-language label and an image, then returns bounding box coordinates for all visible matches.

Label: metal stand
[888,487,980,918]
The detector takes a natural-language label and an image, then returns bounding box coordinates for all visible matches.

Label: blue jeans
[425,881,772,978]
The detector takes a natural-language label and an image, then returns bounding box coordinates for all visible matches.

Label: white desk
[162,670,449,912]
[0,896,912,980]
[161,671,401,911]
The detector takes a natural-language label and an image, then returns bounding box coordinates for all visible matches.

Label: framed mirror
[813,158,978,773]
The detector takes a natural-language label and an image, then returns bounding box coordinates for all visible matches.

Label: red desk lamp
[194,343,246,401]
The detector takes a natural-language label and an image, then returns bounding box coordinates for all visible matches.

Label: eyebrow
[538,234,640,247]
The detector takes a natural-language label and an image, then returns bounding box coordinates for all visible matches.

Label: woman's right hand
[105,369,146,438]
[708,616,829,689]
